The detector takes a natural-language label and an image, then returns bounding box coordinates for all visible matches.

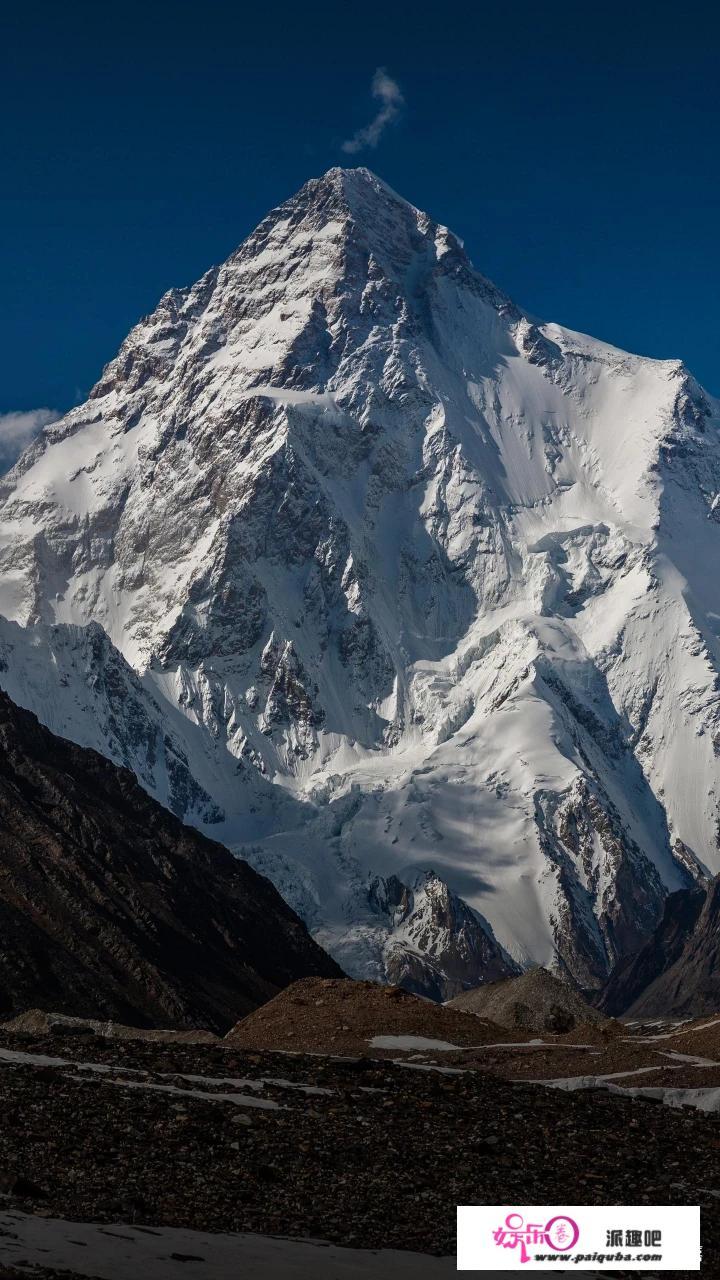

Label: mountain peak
[296,165,402,203]
[0,168,718,1001]
[315,164,382,187]
[242,164,466,288]
[313,165,408,207]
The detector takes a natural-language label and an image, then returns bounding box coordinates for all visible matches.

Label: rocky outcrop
[0,689,341,1030]
[449,967,612,1033]
[366,871,519,999]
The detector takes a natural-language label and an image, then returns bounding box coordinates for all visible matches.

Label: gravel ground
[0,1028,718,1278]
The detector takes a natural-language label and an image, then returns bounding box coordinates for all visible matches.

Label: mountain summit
[0,167,718,994]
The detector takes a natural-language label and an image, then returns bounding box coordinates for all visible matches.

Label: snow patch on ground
[68,1075,282,1110]
[543,1076,720,1112]
[0,1213,457,1279]
[368,1035,460,1052]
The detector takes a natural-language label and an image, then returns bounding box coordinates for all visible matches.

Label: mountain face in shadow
[0,689,340,1031]
[599,881,720,1017]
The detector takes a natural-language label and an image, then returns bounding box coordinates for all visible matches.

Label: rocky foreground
[0,1011,719,1278]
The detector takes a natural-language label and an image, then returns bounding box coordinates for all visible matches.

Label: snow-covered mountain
[0,166,718,994]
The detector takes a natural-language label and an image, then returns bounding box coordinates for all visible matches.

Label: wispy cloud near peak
[342,68,404,155]
[0,407,60,473]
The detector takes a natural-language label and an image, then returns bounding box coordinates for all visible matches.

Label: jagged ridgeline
[0,167,718,997]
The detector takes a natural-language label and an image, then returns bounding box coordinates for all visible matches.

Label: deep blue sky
[1,0,718,420]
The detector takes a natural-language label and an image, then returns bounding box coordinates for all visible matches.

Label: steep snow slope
[0,167,718,991]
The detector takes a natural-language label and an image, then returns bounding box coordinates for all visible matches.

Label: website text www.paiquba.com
[534,1254,663,1264]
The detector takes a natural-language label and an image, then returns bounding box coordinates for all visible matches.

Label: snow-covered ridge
[0,166,718,993]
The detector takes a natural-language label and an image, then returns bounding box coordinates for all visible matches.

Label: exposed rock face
[364,871,519,1000]
[0,167,718,993]
[600,879,720,1017]
[448,967,611,1033]
[0,690,340,1029]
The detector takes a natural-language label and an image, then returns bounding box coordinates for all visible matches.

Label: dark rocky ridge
[0,689,340,1031]
[599,879,719,1016]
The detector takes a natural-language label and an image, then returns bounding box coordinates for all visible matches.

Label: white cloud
[342,68,404,155]
[0,408,60,473]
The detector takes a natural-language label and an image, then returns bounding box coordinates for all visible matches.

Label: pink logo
[492,1212,580,1263]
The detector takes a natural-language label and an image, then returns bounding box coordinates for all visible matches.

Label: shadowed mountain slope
[0,690,340,1030]
[600,879,720,1017]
